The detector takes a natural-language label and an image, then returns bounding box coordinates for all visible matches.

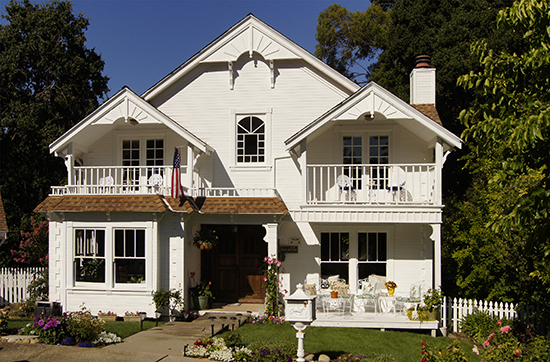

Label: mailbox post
[284,283,316,362]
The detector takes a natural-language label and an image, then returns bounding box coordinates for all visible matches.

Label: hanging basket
[193,228,218,249]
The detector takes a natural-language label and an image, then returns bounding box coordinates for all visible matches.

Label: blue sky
[1,0,372,98]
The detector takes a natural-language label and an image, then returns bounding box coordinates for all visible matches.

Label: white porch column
[64,154,74,186]
[263,223,278,259]
[430,223,442,289]
[187,144,194,194]
[434,140,444,204]
[300,141,307,205]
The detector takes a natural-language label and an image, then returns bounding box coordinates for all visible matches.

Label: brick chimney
[410,55,436,105]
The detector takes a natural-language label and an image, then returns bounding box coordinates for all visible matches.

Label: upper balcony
[50,163,438,207]
[306,164,437,205]
[50,166,277,198]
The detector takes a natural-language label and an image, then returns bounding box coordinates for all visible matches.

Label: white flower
[209,346,234,362]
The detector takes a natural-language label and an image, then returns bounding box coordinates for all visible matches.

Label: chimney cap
[415,55,431,68]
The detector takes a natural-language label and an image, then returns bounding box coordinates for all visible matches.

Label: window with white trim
[237,116,265,163]
[114,229,146,283]
[74,229,105,283]
[320,232,349,280]
[343,136,363,189]
[368,135,389,189]
[358,232,387,279]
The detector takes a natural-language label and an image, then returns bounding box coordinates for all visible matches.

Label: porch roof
[168,197,289,215]
[34,195,288,216]
[34,195,171,213]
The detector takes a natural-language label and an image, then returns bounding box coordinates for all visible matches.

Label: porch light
[284,283,317,362]
[139,312,147,330]
[236,313,243,326]
[230,316,237,330]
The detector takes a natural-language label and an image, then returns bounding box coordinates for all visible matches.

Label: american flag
[171,148,184,198]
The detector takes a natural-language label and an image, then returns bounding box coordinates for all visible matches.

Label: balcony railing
[50,166,277,198]
[306,164,437,205]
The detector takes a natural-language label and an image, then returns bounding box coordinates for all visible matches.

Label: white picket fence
[442,297,547,334]
[0,267,44,306]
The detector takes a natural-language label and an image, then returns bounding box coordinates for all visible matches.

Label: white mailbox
[284,283,316,323]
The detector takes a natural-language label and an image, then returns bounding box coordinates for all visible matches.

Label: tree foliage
[0,0,109,265]
[457,0,550,303]
[315,2,391,84]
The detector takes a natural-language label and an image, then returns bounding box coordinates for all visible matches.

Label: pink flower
[472,346,479,355]
[276,261,281,267]
[483,340,490,347]
[497,320,502,326]
[514,349,521,356]
[488,333,496,340]
[500,325,511,334]
[264,278,267,282]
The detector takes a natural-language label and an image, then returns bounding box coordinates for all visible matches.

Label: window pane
[244,135,257,155]
[75,230,84,256]
[378,233,387,261]
[147,139,154,148]
[96,230,105,257]
[340,233,349,261]
[330,233,339,261]
[358,233,367,261]
[75,258,105,283]
[343,136,352,145]
[115,229,124,257]
[131,140,139,148]
[115,259,145,283]
[368,233,377,261]
[136,230,145,257]
[125,230,135,257]
[321,233,329,261]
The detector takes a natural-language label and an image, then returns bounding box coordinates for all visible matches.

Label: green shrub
[248,338,296,362]
[0,309,9,334]
[459,311,513,344]
[65,306,105,343]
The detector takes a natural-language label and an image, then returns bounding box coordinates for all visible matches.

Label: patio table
[321,295,352,316]
[378,295,396,314]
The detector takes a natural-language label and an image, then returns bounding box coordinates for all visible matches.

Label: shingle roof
[411,104,442,126]
[0,192,8,233]
[34,195,170,213]
[167,197,289,215]
[34,195,288,215]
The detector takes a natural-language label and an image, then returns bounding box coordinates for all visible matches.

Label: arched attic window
[237,116,265,163]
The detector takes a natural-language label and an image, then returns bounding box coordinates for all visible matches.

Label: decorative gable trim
[50,87,213,157]
[285,82,461,152]
[142,14,359,101]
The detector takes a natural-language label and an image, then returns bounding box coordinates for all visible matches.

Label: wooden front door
[201,225,267,303]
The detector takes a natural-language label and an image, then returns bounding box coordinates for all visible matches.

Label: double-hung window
[114,229,146,283]
[369,136,389,189]
[74,229,105,283]
[320,232,349,280]
[358,232,387,278]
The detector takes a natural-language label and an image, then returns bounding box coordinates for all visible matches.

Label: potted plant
[329,283,338,298]
[97,310,117,322]
[407,288,443,321]
[152,288,171,316]
[189,280,213,309]
[193,228,218,250]
[385,281,397,296]
[123,311,142,322]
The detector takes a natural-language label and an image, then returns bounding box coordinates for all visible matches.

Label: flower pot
[330,291,338,298]
[98,315,117,322]
[387,287,395,297]
[198,296,209,309]
[425,309,439,321]
[123,316,140,322]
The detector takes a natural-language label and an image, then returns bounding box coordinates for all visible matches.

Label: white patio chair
[148,174,164,194]
[395,283,423,313]
[337,174,356,201]
[98,176,114,194]
[386,166,410,202]
[354,278,378,314]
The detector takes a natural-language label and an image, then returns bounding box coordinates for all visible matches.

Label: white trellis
[0,267,44,306]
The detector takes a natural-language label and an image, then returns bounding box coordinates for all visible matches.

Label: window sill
[230,165,272,172]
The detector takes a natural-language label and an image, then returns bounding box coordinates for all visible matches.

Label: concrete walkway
[0,303,264,362]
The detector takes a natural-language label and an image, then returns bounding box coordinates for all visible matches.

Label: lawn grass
[219,323,478,362]
[5,317,164,340]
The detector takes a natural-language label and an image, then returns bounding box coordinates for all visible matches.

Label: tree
[457,0,550,309]
[315,2,391,85]
[0,0,109,265]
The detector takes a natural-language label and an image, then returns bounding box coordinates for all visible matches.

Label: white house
[35,15,461,327]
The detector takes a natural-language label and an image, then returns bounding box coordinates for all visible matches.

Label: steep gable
[142,14,359,102]
[50,87,213,158]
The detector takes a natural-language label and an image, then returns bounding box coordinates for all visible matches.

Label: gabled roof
[167,197,288,215]
[49,87,213,157]
[142,14,360,101]
[285,82,462,152]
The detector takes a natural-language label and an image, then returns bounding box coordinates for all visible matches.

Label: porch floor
[202,303,441,335]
